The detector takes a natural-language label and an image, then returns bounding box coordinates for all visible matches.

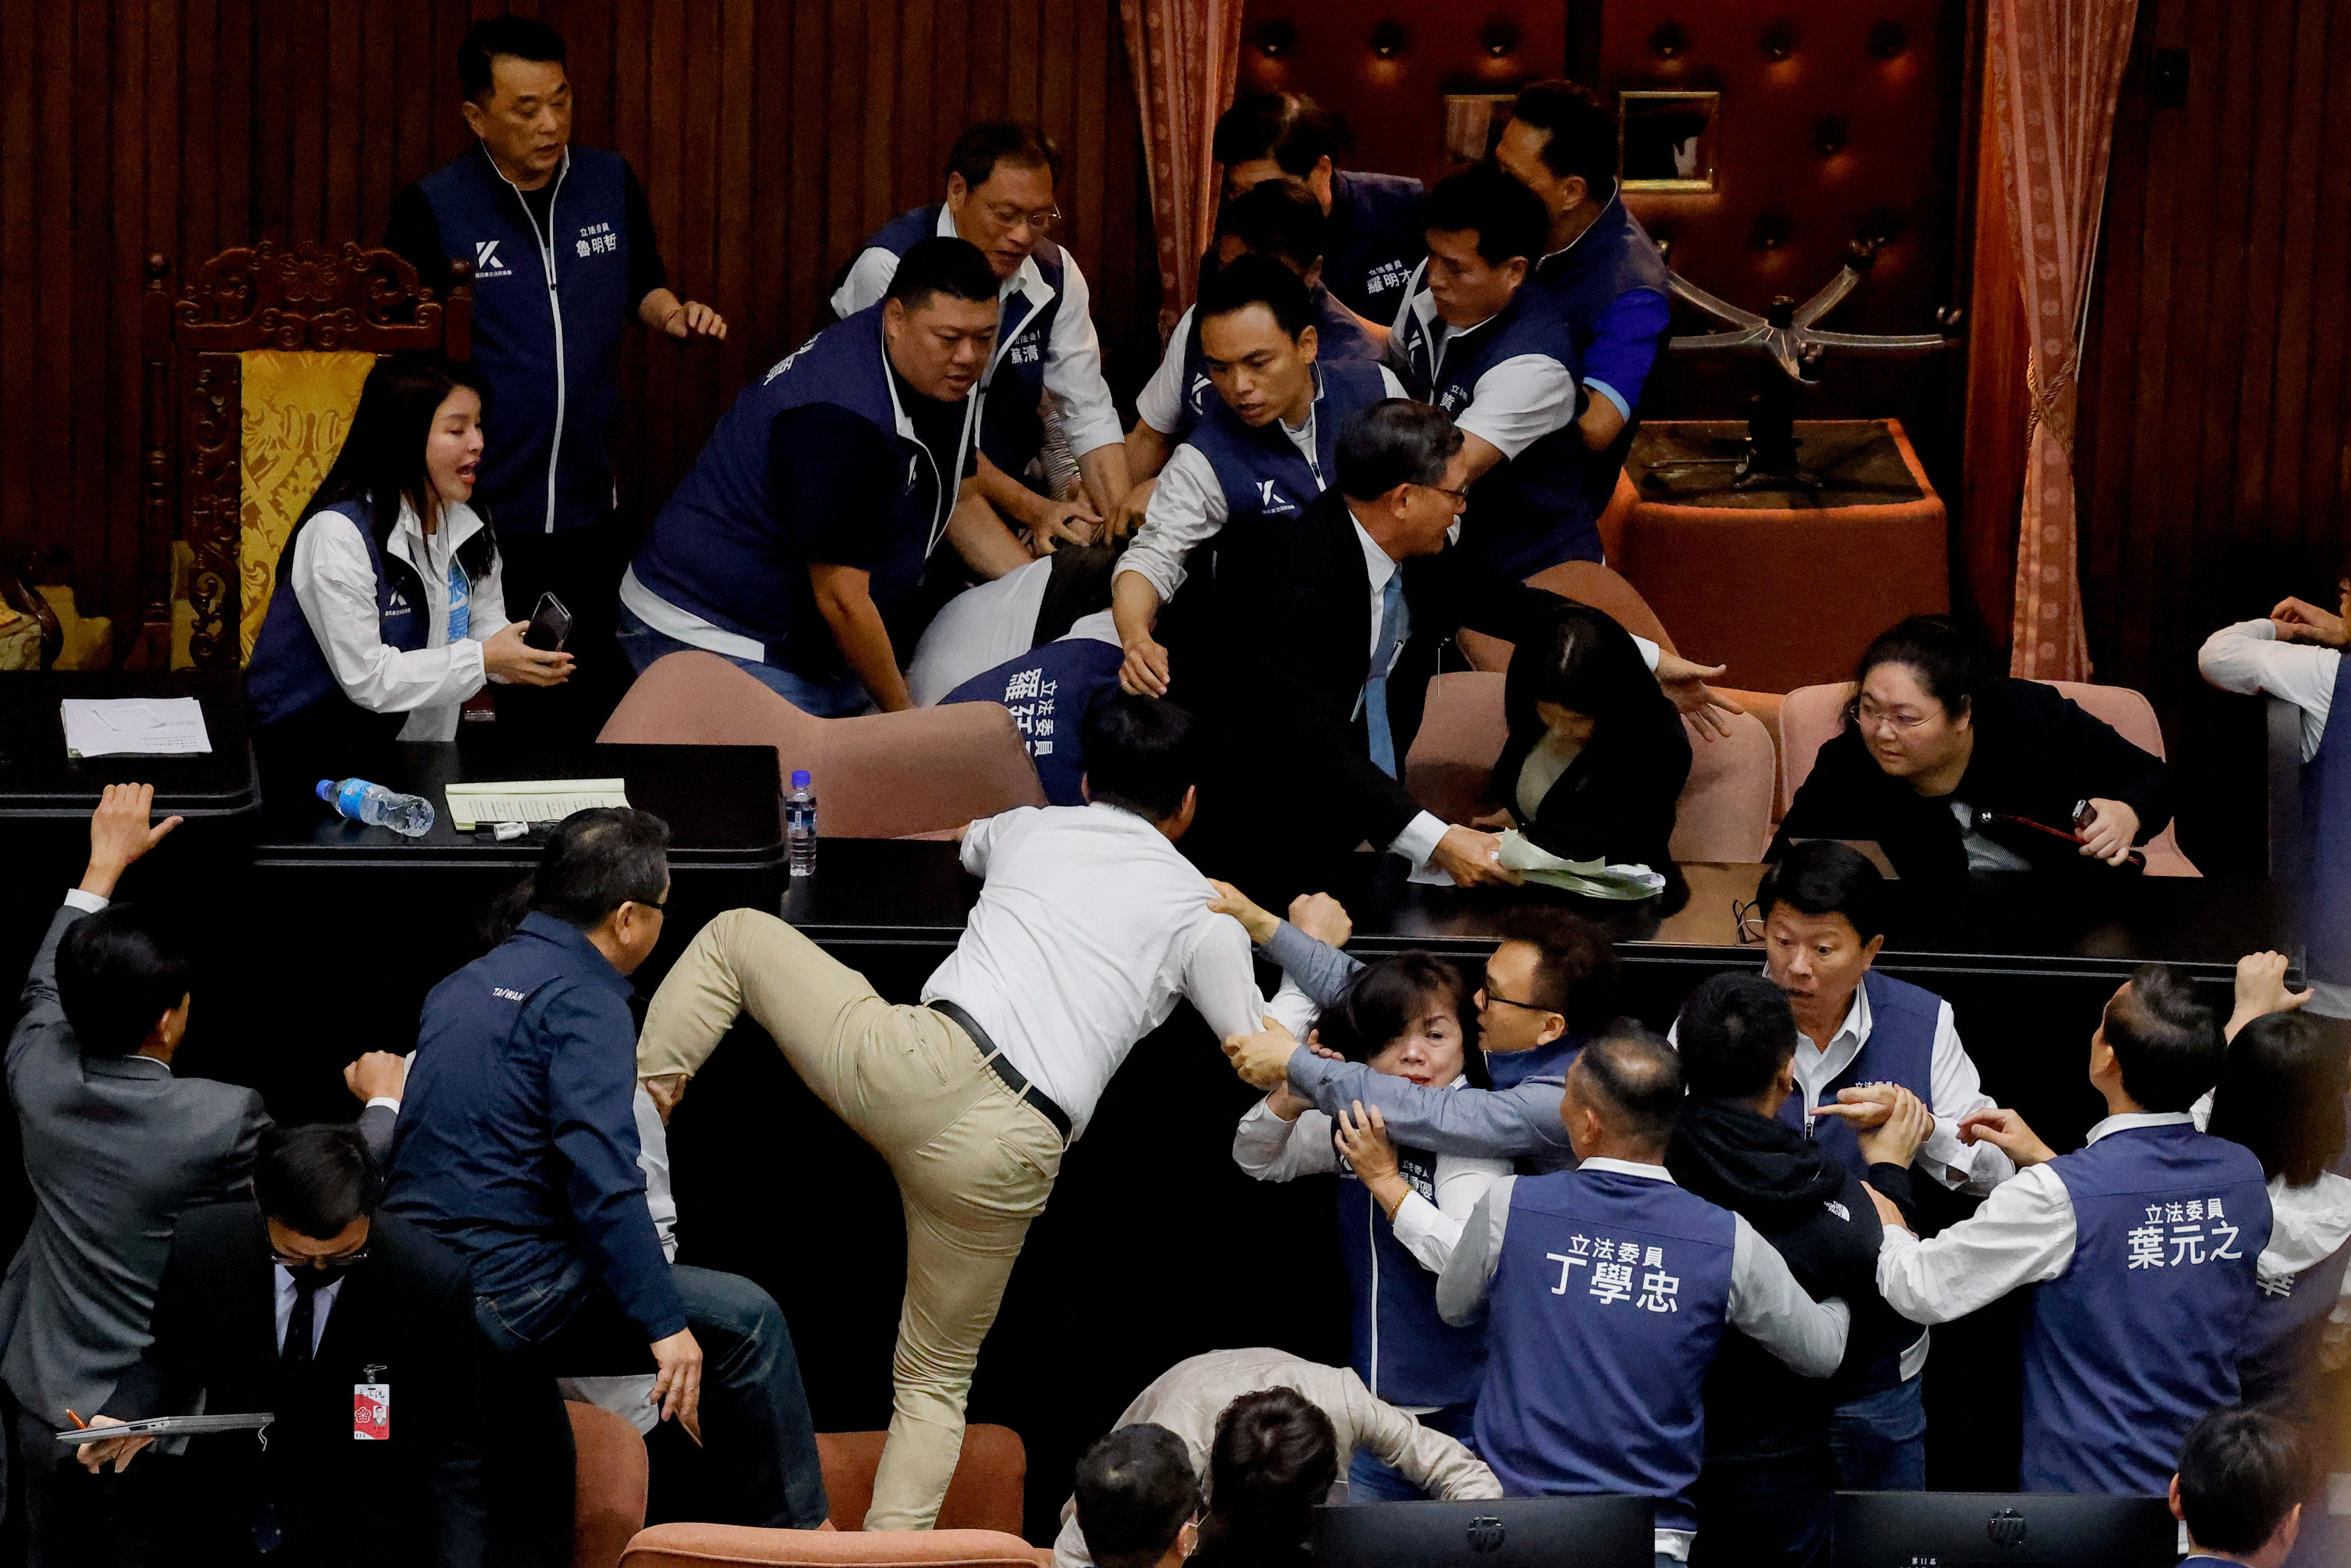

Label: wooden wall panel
[0,0,1153,646]
[2067,0,2351,872]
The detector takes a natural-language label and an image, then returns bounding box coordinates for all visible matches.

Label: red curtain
[1985,0,2138,679]
[1120,0,1247,341]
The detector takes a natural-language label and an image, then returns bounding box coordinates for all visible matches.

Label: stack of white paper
[61,699,213,759]
[444,778,630,830]
[1496,831,1667,900]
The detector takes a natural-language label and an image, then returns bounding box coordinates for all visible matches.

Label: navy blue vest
[2245,1224,2351,1402]
[1164,284,1384,443]
[1533,195,1671,517]
[940,637,1126,807]
[1489,1034,1583,1093]
[1339,1148,1488,1409]
[1778,970,1943,1178]
[2299,656,2350,984]
[1186,360,1389,538]
[1392,284,1595,578]
[862,205,1066,481]
[247,502,435,731]
[1473,1167,1738,1531]
[2022,1123,2270,1495]
[417,145,631,535]
[630,308,967,674]
[1322,169,1427,322]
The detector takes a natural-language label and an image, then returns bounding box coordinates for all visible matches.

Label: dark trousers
[1689,1443,1834,1568]
[477,1264,829,1535]
[494,518,634,743]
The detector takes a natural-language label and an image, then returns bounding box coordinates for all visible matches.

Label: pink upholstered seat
[1774,680,2200,876]
[621,1425,1047,1568]
[1402,671,1776,863]
[598,652,1046,839]
[618,1524,1049,1567]
[570,1401,650,1568]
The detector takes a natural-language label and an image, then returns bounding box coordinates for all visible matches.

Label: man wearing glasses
[76,1125,505,1567]
[832,121,1134,545]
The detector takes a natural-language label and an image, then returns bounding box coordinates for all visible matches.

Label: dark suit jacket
[1,902,398,1434]
[1176,487,1564,859]
[102,1204,491,1568]
[0,903,266,1429]
[1770,677,2174,883]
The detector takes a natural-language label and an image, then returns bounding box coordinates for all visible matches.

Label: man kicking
[635,692,1265,1529]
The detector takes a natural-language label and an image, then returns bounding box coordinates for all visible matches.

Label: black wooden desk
[219,735,785,1121]
[783,839,2287,981]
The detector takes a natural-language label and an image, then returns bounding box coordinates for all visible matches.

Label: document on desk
[444,778,630,830]
[61,698,213,758]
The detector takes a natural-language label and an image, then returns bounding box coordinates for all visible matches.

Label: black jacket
[1491,604,1692,868]
[1770,678,2172,884]
[1665,1101,1921,1462]
[102,1204,492,1568]
[1174,487,1564,857]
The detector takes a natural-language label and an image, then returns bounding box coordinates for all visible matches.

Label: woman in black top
[1481,601,1692,869]
[1770,616,2171,883]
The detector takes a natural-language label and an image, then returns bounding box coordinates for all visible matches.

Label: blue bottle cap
[791,770,811,789]
[316,779,334,802]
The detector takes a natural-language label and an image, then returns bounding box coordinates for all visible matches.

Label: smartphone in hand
[524,591,572,652]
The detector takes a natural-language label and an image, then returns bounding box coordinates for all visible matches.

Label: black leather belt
[927,999,1073,1144]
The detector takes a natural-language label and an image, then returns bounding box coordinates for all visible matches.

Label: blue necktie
[1363,572,1408,778]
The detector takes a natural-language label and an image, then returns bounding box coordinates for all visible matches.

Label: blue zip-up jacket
[385,913,685,1342]
[417,143,632,534]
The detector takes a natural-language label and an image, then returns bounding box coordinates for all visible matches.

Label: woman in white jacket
[247,354,571,766]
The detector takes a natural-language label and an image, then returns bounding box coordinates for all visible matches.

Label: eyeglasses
[1733,897,1766,945]
[1416,483,1470,503]
[271,1244,369,1271]
[980,199,1061,234]
[1848,697,1937,734]
[1476,981,1552,1014]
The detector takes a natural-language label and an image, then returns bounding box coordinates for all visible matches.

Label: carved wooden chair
[135,242,470,669]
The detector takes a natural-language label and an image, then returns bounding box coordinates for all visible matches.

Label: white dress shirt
[1389,274,1580,458]
[272,1267,346,1358]
[2197,619,2339,762]
[1790,979,2012,1194]
[1115,364,1411,604]
[1232,1091,1511,1276]
[1134,303,1201,436]
[830,206,1123,459]
[1876,1111,2199,1322]
[1436,1160,1851,1563]
[920,803,1268,1140]
[285,498,505,742]
[2196,621,2350,1016]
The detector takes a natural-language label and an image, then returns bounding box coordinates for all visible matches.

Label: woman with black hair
[1770,614,2172,882]
[2199,955,2351,1412]
[1232,951,1506,1500]
[1478,599,1691,869]
[1187,1389,1338,1568]
[247,353,572,762]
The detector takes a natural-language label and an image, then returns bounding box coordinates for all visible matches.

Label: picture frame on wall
[1620,89,1721,192]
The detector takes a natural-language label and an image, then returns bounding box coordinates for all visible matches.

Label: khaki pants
[639,909,1065,1530]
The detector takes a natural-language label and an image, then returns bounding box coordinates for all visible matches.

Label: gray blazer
[0,902,267,1426]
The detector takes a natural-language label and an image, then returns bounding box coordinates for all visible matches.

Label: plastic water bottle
[317,777,436,838]
[785,769,818,877]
